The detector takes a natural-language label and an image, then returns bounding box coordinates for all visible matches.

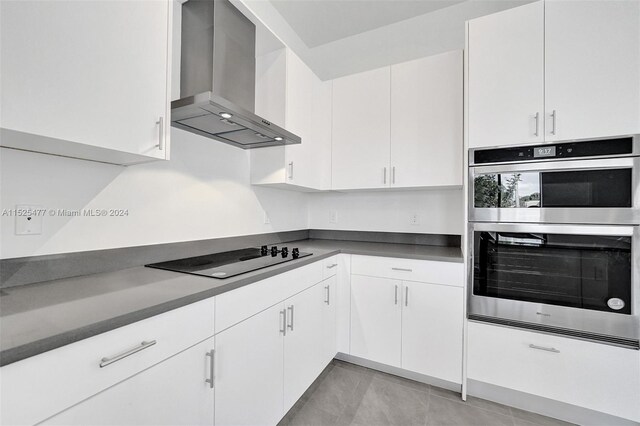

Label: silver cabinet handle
[405,286,409,306]
[392,267,412,272]
[205,349,215,388]
[392,166,396,184]
[100,340,157,368]
[550,110,557,135]
[325,285,330,305]
[529,343,560,353]
[287,305,294,331]
[288,161,294,180]
[280,309,287,336]
[534,112,540,136]
[326,263,338,269]
[156,117,164,150]
[383,167,387,184]
[394,285,398,305]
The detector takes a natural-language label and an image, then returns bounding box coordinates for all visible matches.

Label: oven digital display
[534,146,556,158]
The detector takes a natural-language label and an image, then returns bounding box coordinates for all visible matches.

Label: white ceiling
[269,0,467,48]
[239,0,535,80]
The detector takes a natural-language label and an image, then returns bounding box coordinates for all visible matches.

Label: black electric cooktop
[146,245,312,279]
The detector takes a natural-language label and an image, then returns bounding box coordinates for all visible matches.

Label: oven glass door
[473,228,632,314]
[474,168,632,209]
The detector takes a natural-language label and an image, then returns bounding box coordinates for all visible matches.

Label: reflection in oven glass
[474,173,540,208]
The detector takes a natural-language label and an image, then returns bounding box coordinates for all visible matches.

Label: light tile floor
[279,359,573,426]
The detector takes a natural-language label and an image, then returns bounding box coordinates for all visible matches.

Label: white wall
[0,128,308,259]
[307,189,464,235]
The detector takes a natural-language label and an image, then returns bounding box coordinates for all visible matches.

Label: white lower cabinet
[350,275,402,367]
[214,303,285,426]
[283,282,325,412]
[42,337,215,425]
[350,256,464,384]
[401,282,463,383]
[468,321,640,422]
[214,274,337,425]
[321,275,338,365]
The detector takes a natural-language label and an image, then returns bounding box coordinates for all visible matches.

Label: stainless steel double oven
[468,135,640,348]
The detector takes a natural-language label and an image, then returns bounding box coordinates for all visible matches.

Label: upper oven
[469,135,640,224]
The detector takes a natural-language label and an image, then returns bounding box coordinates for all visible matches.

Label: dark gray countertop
[0,239,462,366]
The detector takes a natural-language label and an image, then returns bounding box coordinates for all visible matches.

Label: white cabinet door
[0,0,171,164]
[401,282,463,384]
[42,337,215,426]
[350,275,401,367]
[468,1,544,148]
[321,276,338,365]
[332,67,391,190]
[215,304,285,426]
[544,0,640,141]
[391,50,463,187]
[283,282,325,412]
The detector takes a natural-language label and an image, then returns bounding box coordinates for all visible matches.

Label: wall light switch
[15,205,43,235]
[329,210,338,224]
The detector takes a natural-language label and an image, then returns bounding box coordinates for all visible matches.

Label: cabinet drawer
[351,255,463,287]
[1,298,215,426]
[215,261,323,333]
[467,322,640,422]
[322,255,339,280]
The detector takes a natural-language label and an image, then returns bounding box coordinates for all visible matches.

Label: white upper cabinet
[467,1,545,149]
[251,49,332,190]
[544,0,640,141]
[391,50,463,187]
[331,67,392,190]
[468,0,640,148]
[0,0,172,165]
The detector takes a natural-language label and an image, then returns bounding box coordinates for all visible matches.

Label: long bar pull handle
[326,264,338,269]
[392,267,413,272]
[394,285,398,305]
[156,117,164,150]
[383,167,387,184]
[529,344,560,353]
[405,286,409,307]
[288,162,294,180]
[325,285,330,305]
[280,309,287,336]
[287,305,294,331]
[550,110,557,135]
[534,112,540,137]
[100,340,157,368]
[205,349,215,388]
[392,167,396,184]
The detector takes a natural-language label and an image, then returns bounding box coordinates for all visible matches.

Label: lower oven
[468,222,640,348]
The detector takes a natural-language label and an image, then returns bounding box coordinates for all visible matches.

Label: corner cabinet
[349,256,464,384]
[332,51,463,190]
[0,0,172,165]
[250,49,332,191]
[468,0,640,149]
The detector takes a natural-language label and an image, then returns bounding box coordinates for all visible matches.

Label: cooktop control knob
[271,246,278,257]
[281,247,289,258]
[261,245,268,256]
[292,248,300,259]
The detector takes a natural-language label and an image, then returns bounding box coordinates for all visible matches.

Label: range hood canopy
[171,0,301,149]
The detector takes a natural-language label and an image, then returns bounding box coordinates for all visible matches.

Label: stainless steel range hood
[171,0,300,149]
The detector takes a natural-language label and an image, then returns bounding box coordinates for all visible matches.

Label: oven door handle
[470,154,637,172]
[470,223,635,237]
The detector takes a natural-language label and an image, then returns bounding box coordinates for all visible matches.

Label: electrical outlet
[15,205,43,235]
[329,210,338,224]
[409,212,420,226]
[263,211,271,224]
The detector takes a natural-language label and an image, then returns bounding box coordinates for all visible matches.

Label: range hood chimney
[171,0,301,149]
